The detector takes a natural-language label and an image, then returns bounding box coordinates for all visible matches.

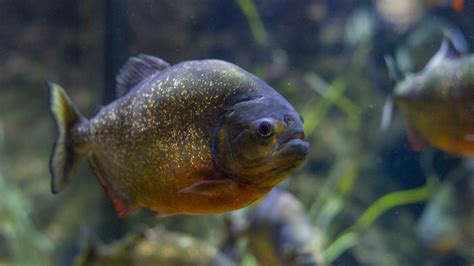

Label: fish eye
[257,120,273,137]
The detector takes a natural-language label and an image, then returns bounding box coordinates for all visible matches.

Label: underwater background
[0,0,473,265]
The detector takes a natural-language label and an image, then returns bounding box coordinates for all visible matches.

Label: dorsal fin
[424,34,465,74]
[115,54,170,97]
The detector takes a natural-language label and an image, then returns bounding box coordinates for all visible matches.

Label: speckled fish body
[87,60,273,215]
[392,37,474,156]
[49,55,309,217]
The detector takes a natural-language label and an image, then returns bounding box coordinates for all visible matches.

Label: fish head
[214,88,309,188]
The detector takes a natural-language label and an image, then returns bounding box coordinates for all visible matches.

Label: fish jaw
[273,137,309,162]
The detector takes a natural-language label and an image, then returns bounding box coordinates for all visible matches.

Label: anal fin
[88,153,135,218]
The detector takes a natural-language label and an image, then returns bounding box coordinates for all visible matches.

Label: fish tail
[49,82,89,194]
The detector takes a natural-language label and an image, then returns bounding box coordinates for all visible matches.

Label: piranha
[219,189,324,266]
[416,169,474,257]
[382,36,474,156]
[74,227,235,266]
[49,55,309,217]
[245,189,324,266]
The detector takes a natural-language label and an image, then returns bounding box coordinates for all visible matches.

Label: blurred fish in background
[245,189,324,266]
[219,189,325,266]
[383,35,474,156]
[73,226,235,266]
[416,162,474,264]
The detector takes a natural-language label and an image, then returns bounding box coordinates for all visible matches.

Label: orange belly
[139,181,271,216]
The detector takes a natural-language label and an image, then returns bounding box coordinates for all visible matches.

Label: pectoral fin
[178,179,234,197]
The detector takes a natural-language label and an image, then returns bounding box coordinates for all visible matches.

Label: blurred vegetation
[0,0,473,265]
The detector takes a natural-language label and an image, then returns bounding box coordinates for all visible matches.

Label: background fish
[383,36,474,156]
[49,55,309,217]
[245,189,324,266]
[416,165,474,260]
[73,227,235,266]
[219,189,325,266]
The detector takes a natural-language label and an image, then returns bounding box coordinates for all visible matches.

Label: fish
[245,189,324,266]
[220,189,324,266]
[49,55,309,218]
[382,36,474,156]
[74,227,235,266]
[416,169,474,256]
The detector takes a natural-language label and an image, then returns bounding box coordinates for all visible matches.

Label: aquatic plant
[235,0,268,45]
[0,125,54,265]
[303,73,362,133]
[324,185,432,262]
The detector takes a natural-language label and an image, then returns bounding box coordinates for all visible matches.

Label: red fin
[102,185,134,218]
[405,124,426,151]
[88,153,135,218]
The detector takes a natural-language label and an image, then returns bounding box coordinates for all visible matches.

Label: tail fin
[49,82,88,194]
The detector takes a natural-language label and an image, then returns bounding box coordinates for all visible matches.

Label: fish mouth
[274,132,309,158]
[280,132,305,145]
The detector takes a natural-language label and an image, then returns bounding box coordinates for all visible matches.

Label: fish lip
[277,132,306,149]
[274,132,309,157]
[279,139,310,155]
